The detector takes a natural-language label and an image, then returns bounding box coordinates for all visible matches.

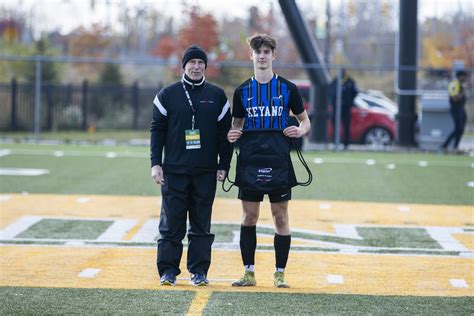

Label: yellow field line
[186,290,212,316]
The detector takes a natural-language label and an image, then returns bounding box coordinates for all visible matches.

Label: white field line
[78,268,101,278]
[96,219,138,241]
[130,219,159,242]
[0,149,12,157]
[0,168,49,176]
[327,274,344,284]
[425,227,469,252]
[450,279,469,288]
[0,215,43,239]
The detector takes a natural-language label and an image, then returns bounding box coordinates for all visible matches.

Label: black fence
[0,79,162,131]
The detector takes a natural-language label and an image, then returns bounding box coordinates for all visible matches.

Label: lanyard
[181,80,197,129]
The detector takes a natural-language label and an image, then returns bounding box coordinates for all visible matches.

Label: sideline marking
[327,274,344,284]
[0,195,12,202]
[53,151,64,157]
[76,197,91,203]
[319,203,332,210]
[418,161,428,167]
[106,152,117,158]
[398,206,410,212]
[78,268,101,278]
[0,149,11,157]
[450,279,468,288]
[0,168,49,176]
[186,289,212,316]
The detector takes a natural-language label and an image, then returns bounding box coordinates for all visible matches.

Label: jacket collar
[182,74,205,87]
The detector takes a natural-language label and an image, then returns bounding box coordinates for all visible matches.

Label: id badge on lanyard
[182,81,201,150]
[185,129,201,149]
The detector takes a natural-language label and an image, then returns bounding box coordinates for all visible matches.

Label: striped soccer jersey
[232,74,305,130]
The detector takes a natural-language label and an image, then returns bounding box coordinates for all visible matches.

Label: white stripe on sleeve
[153,95,167,116]
[218,101,230,121]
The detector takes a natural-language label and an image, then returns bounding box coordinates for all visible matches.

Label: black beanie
[182,45,208,69]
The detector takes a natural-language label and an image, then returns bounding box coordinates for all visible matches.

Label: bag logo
[258,168,272,173]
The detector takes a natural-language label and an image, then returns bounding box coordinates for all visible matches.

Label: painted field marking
[449,279,468,288]
[96,219,137,241]
[366,159,376,166]
[53,151,64,157]
[327,274,344,284]
[0,149,11,157]
[466,182,474,188]
[131,219,159,242]
[418,161,428,167]
[0,195,12,202]
[106,152,117,158]
[186,289,212,316]
[76,197,91,203]
[386,164,396,170]
[319,203,332,210]
[0,216,43,239]
[0,168,49,176]
[78,268,101,278]
[398,206,410,212]
[313,158,324,164]
[425,227,469,252]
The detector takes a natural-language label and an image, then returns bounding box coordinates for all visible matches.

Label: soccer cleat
[190,273,209,286]
[273,271,289,288]
[160,273,176,286]
[231,271,256,287]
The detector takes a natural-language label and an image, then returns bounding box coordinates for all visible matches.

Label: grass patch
[0,287,194,315]
[0,143,472,205]
[205,292,474,315]
[17,219,113,240]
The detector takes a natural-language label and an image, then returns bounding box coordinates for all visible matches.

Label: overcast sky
[2,0,472,35]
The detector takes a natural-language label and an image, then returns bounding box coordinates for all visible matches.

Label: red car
[296,82,397,147]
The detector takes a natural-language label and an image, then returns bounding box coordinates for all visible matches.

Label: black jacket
[329,76,358,114]
[150,75,232,174]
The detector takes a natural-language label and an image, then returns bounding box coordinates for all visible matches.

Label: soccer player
[227,34,311,288]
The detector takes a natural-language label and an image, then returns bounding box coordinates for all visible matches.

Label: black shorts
[238,188,292,203]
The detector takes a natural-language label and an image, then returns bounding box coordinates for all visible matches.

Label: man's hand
[151,165,164,185]
[283,125,304,138]
[227,128,243,143]
[216,170,227,182]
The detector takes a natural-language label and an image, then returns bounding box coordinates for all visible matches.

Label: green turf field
[1,143,473,315]
[0,143,472,204]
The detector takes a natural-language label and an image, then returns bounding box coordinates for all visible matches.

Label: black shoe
[160,273,176,286]
[190,273,209,286]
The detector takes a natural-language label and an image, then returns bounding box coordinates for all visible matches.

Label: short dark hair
[455,70,467,78]
[247,34,277,51]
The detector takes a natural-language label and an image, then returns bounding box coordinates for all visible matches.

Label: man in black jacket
[150,45,232,286]
[329,68,358,149]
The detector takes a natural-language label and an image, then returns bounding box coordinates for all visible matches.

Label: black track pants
[157,172,216,277]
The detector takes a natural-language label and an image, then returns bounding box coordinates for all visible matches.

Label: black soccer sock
[240,225,257,266]
[274,233,291,269]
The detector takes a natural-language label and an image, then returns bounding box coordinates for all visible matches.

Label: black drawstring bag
[223,129,312,193]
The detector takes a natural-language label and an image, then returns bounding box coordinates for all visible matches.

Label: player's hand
[151,165,164,185]
[227,129,243,143]
[216,170,227,182]
[283,125,303,138]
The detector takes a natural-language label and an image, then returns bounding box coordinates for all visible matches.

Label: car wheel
[363,127,392,148]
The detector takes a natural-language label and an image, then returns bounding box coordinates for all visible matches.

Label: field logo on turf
[0,216,472,257]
